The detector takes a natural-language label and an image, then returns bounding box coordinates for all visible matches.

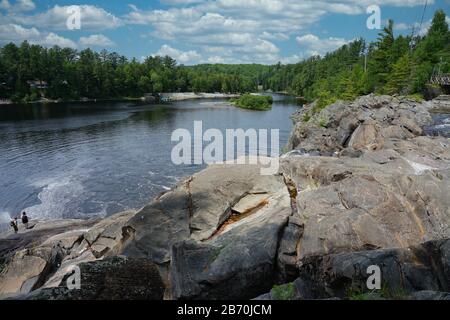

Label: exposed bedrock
[2,94,450,300]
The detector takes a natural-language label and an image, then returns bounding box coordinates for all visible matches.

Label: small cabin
[27,80,48,90]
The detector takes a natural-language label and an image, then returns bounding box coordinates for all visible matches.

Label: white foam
[25,175,85,220]
[0,211,11,224]
[0,211,12,234]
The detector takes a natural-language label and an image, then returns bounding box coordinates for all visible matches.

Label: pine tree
[385,54,411,95]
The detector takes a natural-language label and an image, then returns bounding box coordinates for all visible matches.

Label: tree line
[262,9,450,110]
[0,9,448,104]
[0,45,266,102]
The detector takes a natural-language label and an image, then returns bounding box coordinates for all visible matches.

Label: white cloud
[124,0,429,64]
[296,34,351,56]
[15,0,35,12]
[260,31,289,41]
[0,0,11,10]
[1,0,439,64]
[40,32,77,48]
[395,15,450,37]
[153,44,202,64]
[0,23,76,48]
[79,34,116,48]
[160,0,205,4]
[0,23,39,41]
[0,0,35,12]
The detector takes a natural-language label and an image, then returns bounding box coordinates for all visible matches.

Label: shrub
[271,283,296,300]
[232,94,273,111]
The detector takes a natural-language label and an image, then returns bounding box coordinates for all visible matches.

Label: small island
[231,94,274,111]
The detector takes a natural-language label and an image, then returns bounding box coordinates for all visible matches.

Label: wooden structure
[430,74,450,94]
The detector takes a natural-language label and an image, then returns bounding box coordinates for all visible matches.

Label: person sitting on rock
[21,212,29,229]
[10,218,18,234]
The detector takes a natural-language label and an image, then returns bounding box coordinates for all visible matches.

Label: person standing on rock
[10,218,18,234]
[21,212,29,229]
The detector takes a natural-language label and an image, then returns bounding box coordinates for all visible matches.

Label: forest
[0,9,448,104]
[262,9,450,110]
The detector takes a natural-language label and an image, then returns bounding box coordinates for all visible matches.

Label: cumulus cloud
[125,0,429,64]
[0,0,35,12]
[0,0,438,64]
[40,32,77,48]
[79,34,116,48]
[296,34,351,56]
[0,23,39,41]
[394,15,450,37]
[153,44,202,64]
[0,23,76,48]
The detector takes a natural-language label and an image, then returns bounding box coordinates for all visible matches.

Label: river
[0,94,301,223]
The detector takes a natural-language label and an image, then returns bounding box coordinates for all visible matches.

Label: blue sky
[0,0,449,65]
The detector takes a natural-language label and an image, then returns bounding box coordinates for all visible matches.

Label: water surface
[0,94,300,222]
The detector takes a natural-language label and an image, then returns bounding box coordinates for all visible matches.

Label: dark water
[0,94,300,223]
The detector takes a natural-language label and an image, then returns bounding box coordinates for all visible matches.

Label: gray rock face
[256,239,450,300]
[171,206,290,300]
[122,162,293,299]
[2,94,450,300]
[295,239,450,299]
[279,152,450,261]
[12,256,164,300]
[121,94,450,300]
[287,94,434,152]
[0,211,136,298]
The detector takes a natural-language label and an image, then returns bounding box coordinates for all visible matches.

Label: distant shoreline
[0,93,242,106]
[159,92,240,101]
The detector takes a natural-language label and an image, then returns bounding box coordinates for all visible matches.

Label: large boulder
[12,256,165,300]
[0,211,136,298]
[287,94,433,153]
[279,151,450,261]
[121,161,294,299]
[255,238,450,300]
[121,162,290,263]
[295,238,450,299]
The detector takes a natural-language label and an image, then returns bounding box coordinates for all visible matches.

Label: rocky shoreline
[1,94,450,300]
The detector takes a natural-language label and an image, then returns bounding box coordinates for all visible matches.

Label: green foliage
[1,9,448,105]
[302,112,311,122]
[384,54,411,94]
[271,283,296,300]
[318,117,329,128]
[260,9,449,108]
[347,283,408,300]
[405,93,424,102]
[0,44,266,102]
[232,94,273,111]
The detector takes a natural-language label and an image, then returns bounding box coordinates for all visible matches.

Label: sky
[0,0,449,65]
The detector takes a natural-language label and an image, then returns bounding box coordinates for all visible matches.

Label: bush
[232,94,273,111]
[271,283,296,300]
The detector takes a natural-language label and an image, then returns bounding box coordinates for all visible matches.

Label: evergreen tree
[385,54,411,95]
